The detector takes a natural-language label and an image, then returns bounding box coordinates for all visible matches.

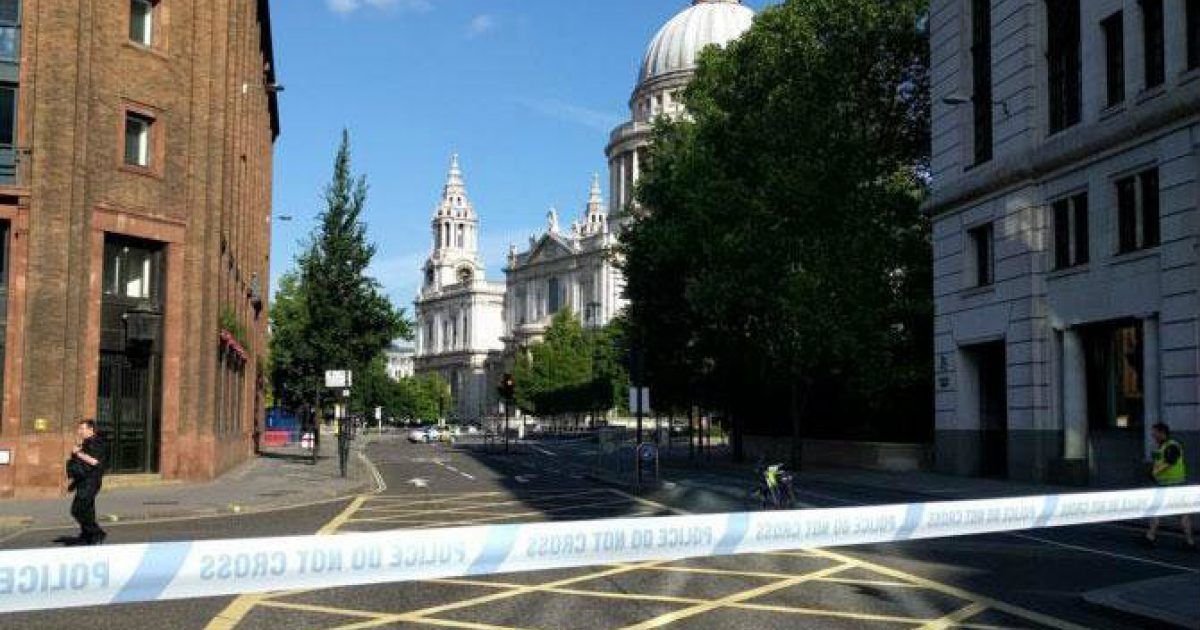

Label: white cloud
[328,0,433,16]
[467,14,496,38]
[513,98,625,132]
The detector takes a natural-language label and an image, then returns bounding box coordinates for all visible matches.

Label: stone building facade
[414,155,505,420]
[928,0,1199,485]
[503,176,622,348]
[0,0,279,497]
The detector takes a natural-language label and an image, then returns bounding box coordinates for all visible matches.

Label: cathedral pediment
[524,233,575,266]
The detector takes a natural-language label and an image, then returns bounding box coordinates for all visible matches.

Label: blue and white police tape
[1,485,1197,613]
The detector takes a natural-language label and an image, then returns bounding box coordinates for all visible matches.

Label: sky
[269,0,776,313]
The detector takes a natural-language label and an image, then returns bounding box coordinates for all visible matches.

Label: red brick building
[0,0,279,497]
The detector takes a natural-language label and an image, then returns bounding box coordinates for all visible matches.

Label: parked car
[407,427,441,443]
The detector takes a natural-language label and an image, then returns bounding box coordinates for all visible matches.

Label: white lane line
[435,460,476,481]
[1006,533,1199,574]
[531,445,558,457]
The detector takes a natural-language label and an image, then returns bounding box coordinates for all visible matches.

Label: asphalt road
[1,436,1196,630]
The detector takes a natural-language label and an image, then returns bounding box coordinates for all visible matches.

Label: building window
[1084,320,1144,430]
[967,223,994,287]
[1052,193,1089,270]
[123,112,153,167]
[0,221,8,430]
[547,277,561,315]
[0,83,14,147]
[1116,168,1160,254]
[1046,0,1081,134]
[0,0,20,63]
[129,0,154,47]
[1101,12,1124,106]
[1142,0,1165,89]
[1188,0,1199,70]
[971,0,993,164]
[103,240,159,300]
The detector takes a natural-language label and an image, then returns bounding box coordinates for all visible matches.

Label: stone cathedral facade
[414,1,755,421]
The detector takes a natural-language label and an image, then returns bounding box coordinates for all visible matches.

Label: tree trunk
[790,380,802,470]
[730,411,744,462]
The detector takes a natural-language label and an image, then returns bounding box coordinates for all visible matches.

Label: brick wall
[0,0,278,498]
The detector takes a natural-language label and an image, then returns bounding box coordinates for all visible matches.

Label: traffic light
[498,373,515,400]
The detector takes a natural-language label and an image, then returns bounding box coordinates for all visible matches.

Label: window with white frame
[123,112,153,167]
[129,0,154,47]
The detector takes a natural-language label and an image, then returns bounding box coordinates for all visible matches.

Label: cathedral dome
[637,0,754,86]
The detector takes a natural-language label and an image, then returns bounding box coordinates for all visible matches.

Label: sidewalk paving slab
[0,437,378,532]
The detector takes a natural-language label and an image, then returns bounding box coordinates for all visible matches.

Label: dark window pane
[1142,0,1165,88]
[1102,12,1124,106]
[972,0,993,164]
[1188,0,1199,70]
[1072,193,1089,265]
[1053,199,1071,270]
[1141,169,1159,248]
[1046,1,1082,133]
[970,225,994,286]
[0,221,9,286]
[0,0,19,25]
[1116,177,1137,253]
[0,85,14,146]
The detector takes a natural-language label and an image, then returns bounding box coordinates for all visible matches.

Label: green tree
[268,271,318,410]
[269,131,411,415]
[623,0,932,461]
[513,312,628,423]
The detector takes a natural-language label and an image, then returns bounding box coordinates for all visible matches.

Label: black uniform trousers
[70,478,105,542]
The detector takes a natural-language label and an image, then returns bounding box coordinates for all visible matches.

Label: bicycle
[744,463,798,510]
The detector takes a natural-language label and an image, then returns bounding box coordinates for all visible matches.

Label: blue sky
[269,0,775,314]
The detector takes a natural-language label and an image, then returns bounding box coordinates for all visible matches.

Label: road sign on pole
[325,370,353,389]
[628,387,651,415]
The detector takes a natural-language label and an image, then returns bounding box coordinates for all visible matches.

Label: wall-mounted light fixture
[943,93,1010,117]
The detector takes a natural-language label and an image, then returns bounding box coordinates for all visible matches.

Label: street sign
[628,387,651,414]
[374,407,382,421]
[638,442,657,462]
[325,370,353,388]
[300,432,314,450]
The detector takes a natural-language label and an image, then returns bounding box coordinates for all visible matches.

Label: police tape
[1,485,1197,613]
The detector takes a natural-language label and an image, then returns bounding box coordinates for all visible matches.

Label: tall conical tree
[299,130,408,407]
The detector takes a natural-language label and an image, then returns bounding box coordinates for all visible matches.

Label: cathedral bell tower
[424,154,484,291]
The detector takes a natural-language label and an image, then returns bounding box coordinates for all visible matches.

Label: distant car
[462,423,480,435]
[408,427,441,443]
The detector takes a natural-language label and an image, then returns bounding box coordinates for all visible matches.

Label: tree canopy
[621,0,933,459]
[513,312,628,420]
[269,131,410,413]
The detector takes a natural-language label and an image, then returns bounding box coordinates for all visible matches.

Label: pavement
[0,434,1196,630]
[0,433,374,536]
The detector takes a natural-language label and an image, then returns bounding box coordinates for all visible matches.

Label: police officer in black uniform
[68,418,107,546]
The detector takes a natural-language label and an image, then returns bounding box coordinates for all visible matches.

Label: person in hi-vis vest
[1145,422,1194,549]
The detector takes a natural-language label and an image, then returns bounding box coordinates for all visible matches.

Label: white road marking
[1007,533,1199,574]
[408,478,429,488]
[531,445,557,457]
